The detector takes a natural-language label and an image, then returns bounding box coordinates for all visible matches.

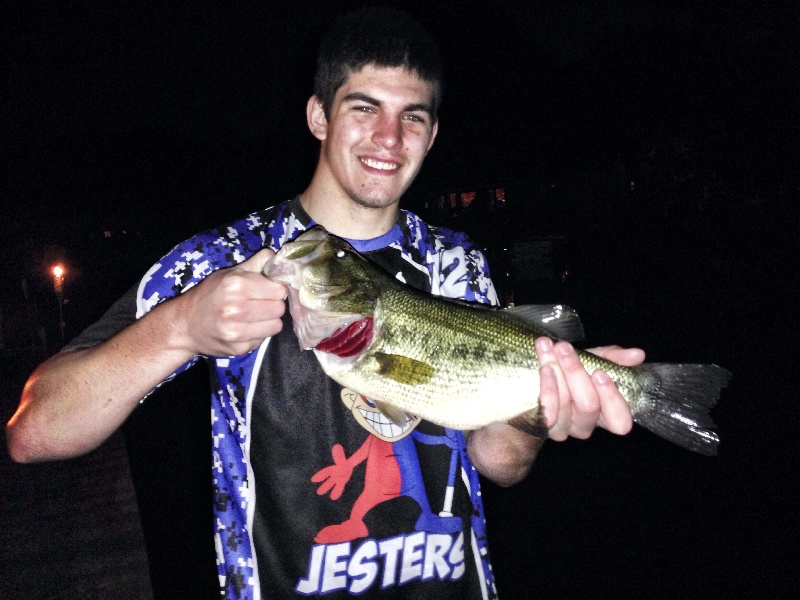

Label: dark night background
[1,1,797,599]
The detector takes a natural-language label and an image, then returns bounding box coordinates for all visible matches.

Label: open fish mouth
[262,229,329,287]
[282,285,365,350]
[263,226,379,351]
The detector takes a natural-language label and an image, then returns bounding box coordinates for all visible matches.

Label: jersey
[69,196,501,599]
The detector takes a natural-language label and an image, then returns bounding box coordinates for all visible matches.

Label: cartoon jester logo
[312,389,464,544]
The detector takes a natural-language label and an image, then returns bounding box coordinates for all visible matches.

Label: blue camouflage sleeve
[134,218,268,379]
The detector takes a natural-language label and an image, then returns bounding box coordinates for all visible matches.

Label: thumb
[237,247,276,273]
[331,444,346,465]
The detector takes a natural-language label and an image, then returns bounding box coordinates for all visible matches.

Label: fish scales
[341,286,545,430]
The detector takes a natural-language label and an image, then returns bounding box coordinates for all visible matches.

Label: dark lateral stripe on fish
[315,317,374,357]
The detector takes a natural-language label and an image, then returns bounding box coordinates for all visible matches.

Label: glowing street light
[52,264,65,289]
[52,263,66,344]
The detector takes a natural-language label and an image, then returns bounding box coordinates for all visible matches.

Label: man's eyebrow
[404,102,434,115]
[342,92,433,115]
[342,92,380,106]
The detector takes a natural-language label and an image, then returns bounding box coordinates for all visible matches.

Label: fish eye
[335,249,347,259]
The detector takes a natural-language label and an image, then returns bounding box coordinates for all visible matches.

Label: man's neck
[299,187,400,241]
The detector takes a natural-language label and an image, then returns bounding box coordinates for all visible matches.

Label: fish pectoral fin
[372,352,435,386]
[372,400,412,428]
[507,409,548,438]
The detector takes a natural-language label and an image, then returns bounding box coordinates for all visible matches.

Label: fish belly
[318,350,541,431]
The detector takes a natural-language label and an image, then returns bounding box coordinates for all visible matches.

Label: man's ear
[426,119,439,154]
[307,96,328,141]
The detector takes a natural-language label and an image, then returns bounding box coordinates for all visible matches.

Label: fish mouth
[286,286,364,350]
[262,233,329,286]
[261,258,295,284]
[263,224,378,353]
[314,317,374,358]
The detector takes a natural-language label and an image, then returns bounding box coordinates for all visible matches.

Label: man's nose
[372,115,402,149]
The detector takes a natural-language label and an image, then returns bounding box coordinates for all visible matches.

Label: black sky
[3,1,797,238]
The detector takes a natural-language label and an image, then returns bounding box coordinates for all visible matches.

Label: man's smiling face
[310,65,438,211]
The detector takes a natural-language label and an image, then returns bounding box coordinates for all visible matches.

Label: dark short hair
[313,7,443,120]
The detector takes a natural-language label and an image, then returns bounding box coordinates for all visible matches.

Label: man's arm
[6,249,285,463]
[468,339,645,487]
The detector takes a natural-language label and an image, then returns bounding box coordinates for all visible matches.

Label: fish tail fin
[633,363,731,456]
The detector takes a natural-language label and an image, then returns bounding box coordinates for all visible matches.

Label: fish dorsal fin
[505,304,585,342]
[372,352,435,386]
[372,400,412,428]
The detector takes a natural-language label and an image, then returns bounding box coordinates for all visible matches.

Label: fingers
[209,275,285,332]
[331,444,346,465]
[535,337,571,441]
[593,370,634,435]
[587,345,645,366]
[553,341,601,439]
[226,301,285,345]
[538,365,559,431]
[315,476,337,498]
[227,293,286,324]
[180,248,288,355]
[535,337,635,442]
[328,482,344,501]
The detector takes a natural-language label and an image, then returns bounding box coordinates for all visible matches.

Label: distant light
[52,264,66,294]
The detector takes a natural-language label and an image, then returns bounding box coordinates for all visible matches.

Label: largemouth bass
[263,226,730,455]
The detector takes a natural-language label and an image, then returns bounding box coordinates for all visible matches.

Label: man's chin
[349,191,404,210]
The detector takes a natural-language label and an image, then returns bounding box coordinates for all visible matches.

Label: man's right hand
[177,248,287,357]
[6,247,287,463]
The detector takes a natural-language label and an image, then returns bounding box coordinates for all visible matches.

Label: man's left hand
[535,337,645,441]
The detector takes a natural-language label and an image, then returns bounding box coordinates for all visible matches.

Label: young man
[8,8,642,599]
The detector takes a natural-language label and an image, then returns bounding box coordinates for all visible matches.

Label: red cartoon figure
[312,389,463,544]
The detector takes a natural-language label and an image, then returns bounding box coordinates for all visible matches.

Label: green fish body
[263,226,730,455]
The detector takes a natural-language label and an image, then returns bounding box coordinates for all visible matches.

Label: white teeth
[362,157,398,171]
[358,407,412,438]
